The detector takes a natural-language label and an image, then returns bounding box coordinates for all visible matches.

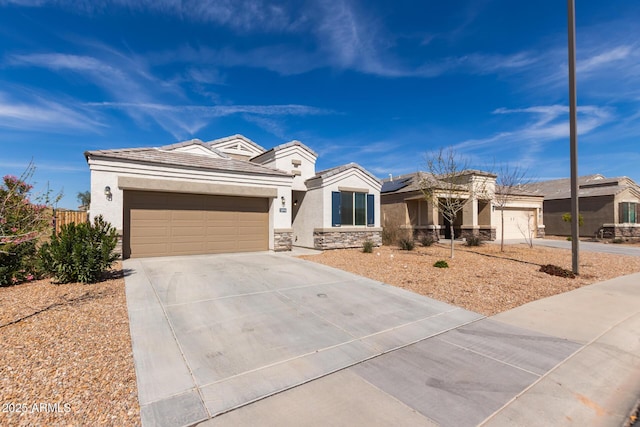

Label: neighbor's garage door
[497,209,535,240]
[123,190,269,258]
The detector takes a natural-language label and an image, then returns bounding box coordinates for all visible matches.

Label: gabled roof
[521,174,640,200]
[251,140,318,162]
[160,139,229,158]
[84,146,291,177]
[206,134,266,154]
[307,162,381,185]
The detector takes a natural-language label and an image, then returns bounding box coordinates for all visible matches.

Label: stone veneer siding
[460,227,496,241]
[600,224,640,239]
[274,231,293,251]
[314,229,383,250]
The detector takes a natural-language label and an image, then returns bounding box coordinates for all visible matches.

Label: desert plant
[612,238,625,244]
[539,264,575,278]
[465,236,482,247]
[562,212,584,227]
[566,236,572,241]
[398,237,415,251]
[419,233,435,247]
[382,224,402,246]
[433,260,449,268]
[362,240,374,253]
[39,215,119,284]
[0,163,61,286]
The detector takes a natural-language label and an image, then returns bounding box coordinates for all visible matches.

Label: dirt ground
[299,242,640,316]
[0,263,140,427]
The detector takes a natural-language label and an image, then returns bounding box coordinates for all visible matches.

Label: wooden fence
[53,210,89,235]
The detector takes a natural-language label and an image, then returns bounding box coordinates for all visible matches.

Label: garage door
[496,209,536,240]
[123,191,269,258]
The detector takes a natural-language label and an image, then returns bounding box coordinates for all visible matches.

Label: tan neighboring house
[85,134,382,258]
[381,171,545,241]
[521,174,640,238]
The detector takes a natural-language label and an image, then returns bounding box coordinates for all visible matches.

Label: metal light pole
[568,0,580,274]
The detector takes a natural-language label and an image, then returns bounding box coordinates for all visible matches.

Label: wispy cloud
[87,101,334,139]
[1,0,299,33]
[454,104,613,153]
[0,90,105,132]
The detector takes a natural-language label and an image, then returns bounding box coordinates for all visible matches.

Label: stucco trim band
[118,176,278,198]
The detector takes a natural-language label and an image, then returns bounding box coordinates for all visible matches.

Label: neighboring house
[521,174,640,238]
[85,134,382,258]
[381,171,545,241]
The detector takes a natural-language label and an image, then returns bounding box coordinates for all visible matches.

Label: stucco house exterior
[381,171,545,241]
[521,174,640,239]
[85,134,382,258]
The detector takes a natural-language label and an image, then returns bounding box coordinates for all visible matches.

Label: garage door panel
[125,191,269,258]
[497,209,536,240]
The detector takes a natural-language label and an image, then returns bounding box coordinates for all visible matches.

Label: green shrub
[362,240,374,253]
[419,233,435,247]
[566,236,572,241]
[0,240,39,286]
[38,215,119,284]
[398,237,415,251]
[465,236,482,247]
[612,238,624,244]
[433,260,449,268]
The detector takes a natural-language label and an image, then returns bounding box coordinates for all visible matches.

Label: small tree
[494,165,531,252]
[77,191,91,211]
[418,147,488,258]
[0,162,62,285]
[562,212,584,227]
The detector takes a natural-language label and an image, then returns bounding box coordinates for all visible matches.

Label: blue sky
[1,0,639,208]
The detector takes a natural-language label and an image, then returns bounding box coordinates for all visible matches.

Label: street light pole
[568,0,580,274]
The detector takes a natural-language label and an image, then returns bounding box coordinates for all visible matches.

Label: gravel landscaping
[1,242,639,426]
[299,242,640,316]
[0,262,140,426]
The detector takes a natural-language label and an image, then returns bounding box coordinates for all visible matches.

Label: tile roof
[205,134,266,153]
[251,140,318,161]
[307,162,381,184]
[85,146,292,177]
[521,174,640,199]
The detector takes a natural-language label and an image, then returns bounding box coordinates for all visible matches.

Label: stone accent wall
[412,228,440,241]
[600,224,640,239]
[314,229,382,250]
[274,231,293,252]
[460,227,496,241]
[536,226,546,238]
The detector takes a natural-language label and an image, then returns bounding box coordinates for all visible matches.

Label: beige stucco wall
[252,145,317,191]
[88,158,293,250]
[316,169,381,229]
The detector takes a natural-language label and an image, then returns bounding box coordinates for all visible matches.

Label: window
[620,202,638,223]
[332,191,374,226]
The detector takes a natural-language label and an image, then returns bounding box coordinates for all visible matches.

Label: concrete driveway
[125,252,582,427]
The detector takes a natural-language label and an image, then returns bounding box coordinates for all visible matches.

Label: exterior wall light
[104,186,112,201]
[281,196,286,207]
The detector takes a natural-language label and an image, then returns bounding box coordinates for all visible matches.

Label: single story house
[521,174,640,238]
[85,134,382,258]
[381,171,545,241]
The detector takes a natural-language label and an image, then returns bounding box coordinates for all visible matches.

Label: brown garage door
[123,191,269,258]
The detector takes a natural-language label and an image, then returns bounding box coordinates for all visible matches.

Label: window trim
[332,190,375,227]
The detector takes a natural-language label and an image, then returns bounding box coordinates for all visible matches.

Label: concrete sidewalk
[203,272,640,427]
[484,272,640,426]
